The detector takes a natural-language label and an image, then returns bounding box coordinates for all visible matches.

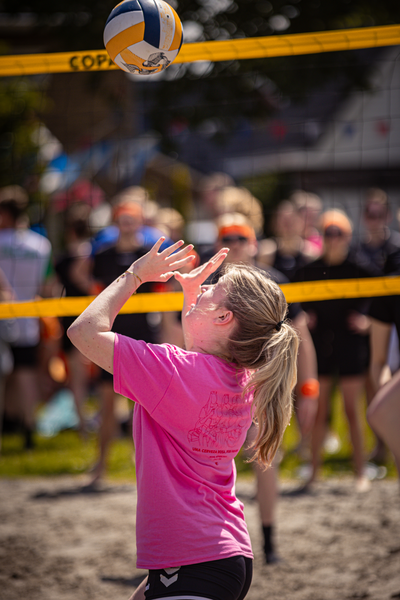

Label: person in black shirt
[55,202,94,435]
[90,200,160,485]
[257,200,318,282]
[294,209,374,491]
[357,188,400,275]
[349,188,400,462]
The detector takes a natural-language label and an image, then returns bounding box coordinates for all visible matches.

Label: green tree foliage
[3,0,400,50]
[0,78,47,188]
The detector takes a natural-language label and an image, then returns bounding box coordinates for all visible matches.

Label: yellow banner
[0,24,399,77]
[0,277,399,319]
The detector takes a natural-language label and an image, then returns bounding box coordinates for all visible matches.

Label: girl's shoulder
[161,343,234,367]
[159,344,246,381]
[158,344,252,400]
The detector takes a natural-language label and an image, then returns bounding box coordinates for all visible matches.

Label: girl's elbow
[67,321,85,348]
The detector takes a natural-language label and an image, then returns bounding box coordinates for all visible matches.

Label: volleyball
[104,0,183,75]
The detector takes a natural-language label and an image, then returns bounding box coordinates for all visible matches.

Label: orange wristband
[300,379,320,398]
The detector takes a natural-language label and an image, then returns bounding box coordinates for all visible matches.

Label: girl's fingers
[173,247,228,285]
[168,255,196,270]
[203,250,229,271]
[159,272,174,281]
[159,239,186,257]
[210,248,229,263]
[173,271,183,282]
[152,237,167,253]
[168,244,194,261]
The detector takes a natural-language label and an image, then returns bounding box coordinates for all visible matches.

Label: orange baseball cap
[218,223,256,241]
[112,201,143,222]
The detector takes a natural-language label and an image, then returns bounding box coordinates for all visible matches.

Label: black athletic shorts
[10,344,39,368]
[312,330,369,377]
[144,555,253,600]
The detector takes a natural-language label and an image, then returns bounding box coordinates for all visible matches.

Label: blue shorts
[144,555,253,600]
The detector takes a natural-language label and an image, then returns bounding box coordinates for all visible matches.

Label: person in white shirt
[0,185,51,448]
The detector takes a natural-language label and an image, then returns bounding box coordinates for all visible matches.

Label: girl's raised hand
[173,248,229,294]
[132,238,196,283]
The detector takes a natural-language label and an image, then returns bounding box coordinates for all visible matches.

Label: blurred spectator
[211,212,318,563]
[37,314,64,403]
[384,215,400,373]
[90,187,173,255]
[54,202,94,435]
[215,212,258,263]
[358,188,400,275]
[294,209,375,491]
[88,199,162,485]
[88,202,115,255]
[155,207,185,242]
[0,185,52,449]
[368,286,400,480]
[257,200,319,281]
[197,172,234,219]
[368,371,400,483]
[383,207,400,275]
[355,188,400,462]
[291,190,323,256]
[0,268,17,453]
[111,186,149,206]
[198,186,265,265]
[214,186,264,238]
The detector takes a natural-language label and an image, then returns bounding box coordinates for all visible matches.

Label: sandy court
[0,475,399,600]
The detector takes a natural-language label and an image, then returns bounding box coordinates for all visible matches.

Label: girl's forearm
[68,269,141,340]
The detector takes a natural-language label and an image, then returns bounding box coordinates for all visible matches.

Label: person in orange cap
[294,208,376,492]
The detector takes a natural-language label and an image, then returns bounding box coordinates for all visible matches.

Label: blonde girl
[68,238,299,600]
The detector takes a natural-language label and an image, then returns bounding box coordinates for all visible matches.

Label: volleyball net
[0,25,399,77]
[0,24,399,318]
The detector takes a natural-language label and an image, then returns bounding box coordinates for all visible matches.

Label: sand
[0,475,399,600]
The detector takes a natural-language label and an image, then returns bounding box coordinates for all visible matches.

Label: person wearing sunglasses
[294,209,376,492]
[358,188,400,276]
[354,188,400,463]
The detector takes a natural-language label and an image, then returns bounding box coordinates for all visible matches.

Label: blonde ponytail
[221,263,300,466]
[246,322,299,465]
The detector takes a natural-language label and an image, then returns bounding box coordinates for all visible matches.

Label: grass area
[0,430,136,480]
[0,389,396,480]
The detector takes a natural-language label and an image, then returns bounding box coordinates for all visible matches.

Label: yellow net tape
[0,24,399,77]
[0,277,399,319]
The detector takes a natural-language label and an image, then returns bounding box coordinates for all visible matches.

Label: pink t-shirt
[113,334,254,569]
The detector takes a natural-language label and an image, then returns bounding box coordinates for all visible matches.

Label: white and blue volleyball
[104,0,183,75]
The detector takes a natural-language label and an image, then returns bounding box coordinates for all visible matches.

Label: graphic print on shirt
[188,391,250,464]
